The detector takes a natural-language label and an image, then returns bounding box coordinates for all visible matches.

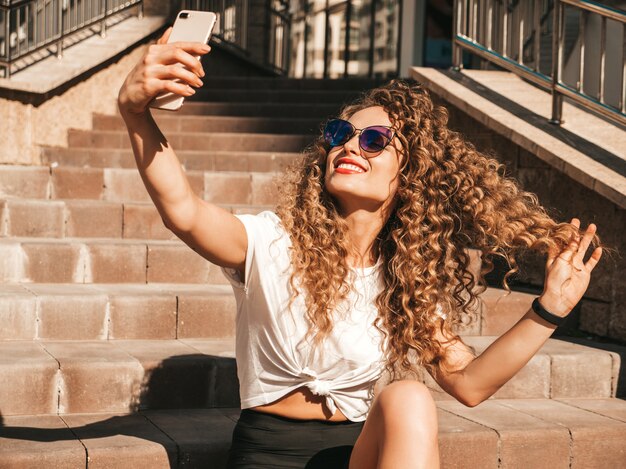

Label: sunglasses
[323,118,395,155]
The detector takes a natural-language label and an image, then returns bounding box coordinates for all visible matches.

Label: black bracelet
[531,298,566,326]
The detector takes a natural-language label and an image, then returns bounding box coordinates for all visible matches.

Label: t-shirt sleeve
[220,211,284,293]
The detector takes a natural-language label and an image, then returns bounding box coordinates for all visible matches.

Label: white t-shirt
[221,210,387,422]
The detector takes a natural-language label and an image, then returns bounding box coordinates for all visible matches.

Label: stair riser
[4,400,626,469]
[93,114,322,134]
[1,285,525,341]
[67,130,313,152]
[196,77,384,90]
[0,288,235,341]
[0,339,617,416]
[0,200,270,240]
[41,147,301,171]
[192,89,361,104]
[0,168,280,204]
[0,242,235,284]
[155,102,339,117]
[0,342,238,416]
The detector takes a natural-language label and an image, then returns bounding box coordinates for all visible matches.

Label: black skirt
[226,409,365,469]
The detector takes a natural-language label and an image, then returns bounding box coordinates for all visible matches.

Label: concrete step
[0,337,618,417]
[67,129,312,153]
[0,237,231,284]
[0,198,270,240]
[41,147,301,170]
[0,283,235,341]
[0,233,482,285]
[92,114,322,135]
[3,280,520,342]
[0,165,280,204]
[424,336,620,404]
[192,88,361,104]
[196,76,385,90]
[1,399,625,468]
[152,101,339,118]
[0,339,237,416]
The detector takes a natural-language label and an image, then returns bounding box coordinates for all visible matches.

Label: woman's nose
[343,131,361,155]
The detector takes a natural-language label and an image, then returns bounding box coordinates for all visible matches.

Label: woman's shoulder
[235,210,289,245]
[233,210,281,228]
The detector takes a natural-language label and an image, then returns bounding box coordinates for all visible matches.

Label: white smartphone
[149,10,217,112]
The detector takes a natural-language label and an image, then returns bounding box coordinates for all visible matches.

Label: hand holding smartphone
[149,10,217,112]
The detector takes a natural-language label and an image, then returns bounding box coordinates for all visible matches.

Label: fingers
[146,44,209,77]
[549,217,602,273]
[574,221,596,265]
[171,41,212,57]
[151,64,204,88]
[555,218,581,264]
[157,27,172,45]
[145,77,196,97]
[585,246,603,272]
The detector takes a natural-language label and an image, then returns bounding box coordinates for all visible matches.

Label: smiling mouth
[335,163,366,174]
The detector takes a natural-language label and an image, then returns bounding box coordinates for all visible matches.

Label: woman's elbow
[455,387,485,408]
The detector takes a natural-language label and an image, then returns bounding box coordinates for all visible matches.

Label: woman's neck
[342,209,385,268]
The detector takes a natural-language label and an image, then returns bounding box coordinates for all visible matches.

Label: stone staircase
[0,77,624,468]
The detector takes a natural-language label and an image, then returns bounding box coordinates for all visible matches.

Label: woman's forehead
[347,106,393,127]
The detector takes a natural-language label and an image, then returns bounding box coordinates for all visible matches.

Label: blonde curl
[274,79,608,382]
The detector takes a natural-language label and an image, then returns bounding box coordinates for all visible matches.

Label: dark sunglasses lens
[360,127,392,152]
[324,119,353,147]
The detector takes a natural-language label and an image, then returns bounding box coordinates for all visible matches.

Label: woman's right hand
[118,26,210,116]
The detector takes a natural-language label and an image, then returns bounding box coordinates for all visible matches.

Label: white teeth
[337,163,365,173]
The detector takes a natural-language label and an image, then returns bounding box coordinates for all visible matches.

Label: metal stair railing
[289,0,401,79]
[452,0,626,127]
[0,0,144,79]
[183,0,291,75]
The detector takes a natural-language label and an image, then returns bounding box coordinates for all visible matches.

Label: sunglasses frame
[323,118,396,156]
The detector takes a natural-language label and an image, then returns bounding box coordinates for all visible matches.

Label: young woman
[118,28,604,469]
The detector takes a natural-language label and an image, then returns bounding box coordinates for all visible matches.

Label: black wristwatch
[531,297,566,326]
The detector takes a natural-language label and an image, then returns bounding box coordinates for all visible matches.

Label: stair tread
[0,335,614,358]
[2,399,625,468]
[69,128,313,138]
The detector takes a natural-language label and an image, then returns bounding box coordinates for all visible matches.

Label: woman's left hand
[538,218,603,317]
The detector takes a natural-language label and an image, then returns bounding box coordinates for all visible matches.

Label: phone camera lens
[179,12,189,19]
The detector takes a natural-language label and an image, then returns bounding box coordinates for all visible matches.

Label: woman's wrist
[118,101,151,126]
[536,293,571,318]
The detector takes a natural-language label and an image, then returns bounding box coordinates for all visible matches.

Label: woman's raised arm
[439,218,602,407]
[117,28,247,273]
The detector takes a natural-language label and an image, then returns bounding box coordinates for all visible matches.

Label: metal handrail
[452,0,626,126]
[0,0,143,79]
[182,0,248,52]
[289,0,402,79]
[182,0,290,75]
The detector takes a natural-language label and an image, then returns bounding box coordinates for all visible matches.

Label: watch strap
[532,297,566,326]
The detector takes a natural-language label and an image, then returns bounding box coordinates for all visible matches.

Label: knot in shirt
[301,367,331,396]
[301,367,337,415]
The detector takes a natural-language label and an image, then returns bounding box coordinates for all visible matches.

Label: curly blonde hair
[274,79,603,381]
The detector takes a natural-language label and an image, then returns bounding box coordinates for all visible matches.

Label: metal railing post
[452,0,463,70]
[533,0,540,72]
[598,15,606,103]
[101,0,108,38]
[57,0,64,58]
[578,8,586,92]
[502,0,508,57]
[344,0,351,78]
[550,0,563,124]
[368,0,376,77]
[3,6,11,78]
[323,1,329,78]
[622,23,626,114]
